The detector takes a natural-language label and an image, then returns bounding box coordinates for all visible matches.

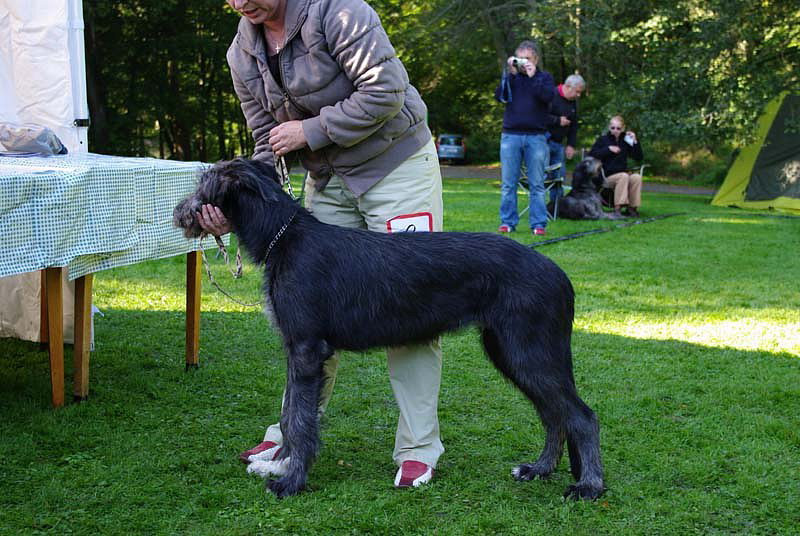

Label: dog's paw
[562,482,605,501]
[247,457,291,478]
[267,476,304,499]
[512,463,552,481]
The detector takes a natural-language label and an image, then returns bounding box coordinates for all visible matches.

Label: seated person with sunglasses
[589,115,644,217]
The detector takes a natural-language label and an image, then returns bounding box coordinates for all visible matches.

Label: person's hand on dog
[609,145,621,154]
[269,120,307,157]
[197,204,232,236]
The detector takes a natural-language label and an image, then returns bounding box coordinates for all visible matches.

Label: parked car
[436,133,466,163]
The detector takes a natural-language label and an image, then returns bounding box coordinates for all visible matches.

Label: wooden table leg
[186,251,201,369]
[73,274,93,401]
[44,267,64,408]
[40,271,49,349]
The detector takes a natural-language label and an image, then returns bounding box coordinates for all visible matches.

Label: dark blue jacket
[589,132,644,176]
[547,85,578,146]
[494,69,555,134]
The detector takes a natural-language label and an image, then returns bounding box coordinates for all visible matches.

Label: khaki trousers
[263,139,445,468]
[606,171,642,208]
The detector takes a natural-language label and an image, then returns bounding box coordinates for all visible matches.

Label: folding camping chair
[579,147,648,210]
[519,161,564,220]
[600,164,649,209]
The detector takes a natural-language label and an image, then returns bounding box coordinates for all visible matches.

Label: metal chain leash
[198,155,299,307]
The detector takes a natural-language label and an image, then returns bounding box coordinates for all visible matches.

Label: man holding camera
[494,40,555,237]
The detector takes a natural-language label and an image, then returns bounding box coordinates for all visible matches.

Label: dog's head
[173,158,283,238]
[571,156,604,192]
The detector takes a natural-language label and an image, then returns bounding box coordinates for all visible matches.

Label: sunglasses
[609,126,623,130]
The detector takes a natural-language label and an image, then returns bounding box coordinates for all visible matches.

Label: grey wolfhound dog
[174,158,604,500]
[547,156,622,220]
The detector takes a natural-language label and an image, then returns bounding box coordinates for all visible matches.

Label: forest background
[83,0,800,184]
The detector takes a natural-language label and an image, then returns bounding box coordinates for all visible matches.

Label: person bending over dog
[202,0,444,489]
[589,115,644,218]
[174,158,606,500]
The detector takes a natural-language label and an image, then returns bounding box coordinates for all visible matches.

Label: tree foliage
[83,0,800,166]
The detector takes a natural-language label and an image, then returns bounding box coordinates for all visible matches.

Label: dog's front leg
[267,341,326,498]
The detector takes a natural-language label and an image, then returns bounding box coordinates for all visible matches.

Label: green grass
[1,179,799,535]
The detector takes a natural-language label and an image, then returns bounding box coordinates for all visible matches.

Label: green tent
[712,93,800,214]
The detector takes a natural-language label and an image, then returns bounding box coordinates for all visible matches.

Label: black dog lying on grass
[548,157,622,220]
[174,158,605,500]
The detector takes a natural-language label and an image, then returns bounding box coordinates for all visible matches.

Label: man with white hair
[546,73,586,205]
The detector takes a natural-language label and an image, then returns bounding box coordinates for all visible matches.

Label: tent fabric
[0,1,83,150]
[712,93,800,214]
[0,0,88,343]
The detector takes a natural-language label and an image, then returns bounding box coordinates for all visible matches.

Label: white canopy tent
[0,0,89,150]
[0,0,90,342]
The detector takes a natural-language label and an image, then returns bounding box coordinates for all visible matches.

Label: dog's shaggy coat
[174,159,605,500]
[548,157,621,220]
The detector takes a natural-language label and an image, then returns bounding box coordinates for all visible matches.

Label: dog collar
[262,207,298,265]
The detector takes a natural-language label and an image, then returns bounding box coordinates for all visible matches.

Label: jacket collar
[234,0,311,58]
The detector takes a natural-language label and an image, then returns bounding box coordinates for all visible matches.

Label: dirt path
[440,165,716,196]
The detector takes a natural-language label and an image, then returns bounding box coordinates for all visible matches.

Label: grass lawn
[1,178,798,535]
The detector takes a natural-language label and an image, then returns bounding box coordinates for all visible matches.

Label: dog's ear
[249,159,282,186]
[245,159,285,202]
[196,162,240,208]
[200,158,284,206]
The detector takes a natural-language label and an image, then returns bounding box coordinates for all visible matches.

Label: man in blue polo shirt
[494,40,555,237]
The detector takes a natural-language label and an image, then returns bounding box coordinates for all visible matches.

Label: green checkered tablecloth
[0,153,222,280]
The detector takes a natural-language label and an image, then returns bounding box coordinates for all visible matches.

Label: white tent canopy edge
[0,0,90,343]
[0,0,89,152]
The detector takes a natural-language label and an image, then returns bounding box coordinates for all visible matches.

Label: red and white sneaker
[533,227,546,237]
[394,460,434,488]
[239,440,282,464]
[498,224,512,233]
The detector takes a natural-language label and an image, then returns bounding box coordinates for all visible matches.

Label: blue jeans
[499,132,549,230]
[547,140,566,204]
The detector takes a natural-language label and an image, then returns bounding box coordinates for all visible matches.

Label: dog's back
[278,222,574,350]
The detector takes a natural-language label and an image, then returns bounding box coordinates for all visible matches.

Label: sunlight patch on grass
[94,278,265,313]
[578,312,800,355]
[695,217,779,226]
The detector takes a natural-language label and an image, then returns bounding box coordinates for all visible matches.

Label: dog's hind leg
[483,326,604,499]
[266,340,330,498]
[560,392,604,500]
[481,328,564,480]
[516,384,604,500]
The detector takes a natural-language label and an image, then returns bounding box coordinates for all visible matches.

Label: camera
[511,57,529,69]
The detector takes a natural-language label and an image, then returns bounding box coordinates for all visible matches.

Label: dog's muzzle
[173,196,204,238]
